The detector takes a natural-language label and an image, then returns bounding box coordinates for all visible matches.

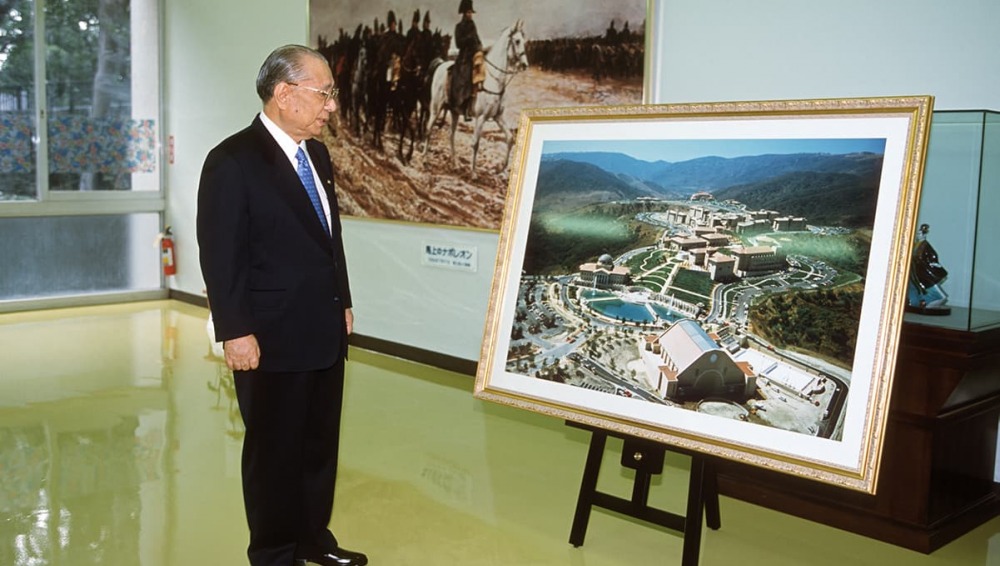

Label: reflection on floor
[0,300,997,565]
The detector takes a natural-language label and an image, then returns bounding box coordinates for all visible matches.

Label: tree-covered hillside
[749,283,864,367]
[714,170,880,227]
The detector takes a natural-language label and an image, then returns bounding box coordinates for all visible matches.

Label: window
[0,0,35,200]
[0,0,162,304]
[0,213,161,299]
[44,0,159,193]
[2,0,160,199]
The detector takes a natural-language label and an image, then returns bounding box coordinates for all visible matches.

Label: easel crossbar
[566,424,721,566]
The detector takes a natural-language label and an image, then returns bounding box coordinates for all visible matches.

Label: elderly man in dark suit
[197,44,366,566]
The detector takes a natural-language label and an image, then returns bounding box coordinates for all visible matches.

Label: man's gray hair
[256,44,327,103]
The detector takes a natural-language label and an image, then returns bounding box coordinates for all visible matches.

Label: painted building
[669,236,708,251]
[643,319,756,401]
[730,246,787,277]
[701,233,731,247]
[773,216,807,231]
[707,252,737,281]
[578,254,630,288]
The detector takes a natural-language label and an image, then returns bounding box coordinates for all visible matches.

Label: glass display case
[905,110,1000,331]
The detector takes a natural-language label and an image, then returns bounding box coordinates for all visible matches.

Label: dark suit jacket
[197,116,352,372]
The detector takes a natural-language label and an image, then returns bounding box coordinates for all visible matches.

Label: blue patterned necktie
[295,147,330,236]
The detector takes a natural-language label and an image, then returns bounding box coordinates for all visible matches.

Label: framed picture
[309,0,652,230]
[475,96,934,493]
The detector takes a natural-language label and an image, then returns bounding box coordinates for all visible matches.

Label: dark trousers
[234,360,345,566]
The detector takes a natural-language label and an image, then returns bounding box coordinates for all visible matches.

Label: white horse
[422,20,528,175]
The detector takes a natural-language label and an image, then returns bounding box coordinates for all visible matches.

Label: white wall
[167,0,1000,362]
[163,1,308,298]
[341,220,494,360]
[657,0,1000,110]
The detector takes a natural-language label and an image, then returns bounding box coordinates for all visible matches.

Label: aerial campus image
[505,137,888,442]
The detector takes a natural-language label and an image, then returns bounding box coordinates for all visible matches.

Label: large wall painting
[309,0,650,230]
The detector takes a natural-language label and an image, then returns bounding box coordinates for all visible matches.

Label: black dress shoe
[296,547,368,566]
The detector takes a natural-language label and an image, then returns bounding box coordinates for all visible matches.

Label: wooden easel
[568,423,721,566]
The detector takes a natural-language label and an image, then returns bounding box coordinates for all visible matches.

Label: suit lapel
[250,119,334,252]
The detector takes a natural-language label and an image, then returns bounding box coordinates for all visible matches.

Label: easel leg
[569,430,607,547]
[704,461,721,530]
[682,457,706,566]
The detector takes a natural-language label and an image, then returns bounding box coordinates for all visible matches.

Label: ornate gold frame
[475,96,933,493]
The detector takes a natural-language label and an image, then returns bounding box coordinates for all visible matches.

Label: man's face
[282,56,337,142]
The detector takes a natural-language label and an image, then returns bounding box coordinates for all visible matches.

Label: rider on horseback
[451,0,484,121]
[403,10,424,78]
[419,11,436,72]
[406,9,421,46]
[379,10,405,90]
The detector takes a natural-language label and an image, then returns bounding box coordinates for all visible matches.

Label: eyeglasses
[288,82,338,104]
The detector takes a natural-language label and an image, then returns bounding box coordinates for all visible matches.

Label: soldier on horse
[451,0,485,121]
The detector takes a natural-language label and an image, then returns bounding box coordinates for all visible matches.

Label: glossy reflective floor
[1,300,998,566]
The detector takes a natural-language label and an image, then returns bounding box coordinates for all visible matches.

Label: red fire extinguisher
[161,226,177,276]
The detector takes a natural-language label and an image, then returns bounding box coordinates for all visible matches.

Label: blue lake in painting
[581,289,686,324]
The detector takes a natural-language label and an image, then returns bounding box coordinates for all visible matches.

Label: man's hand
[224,334,260,371]
[345,308,354,335]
